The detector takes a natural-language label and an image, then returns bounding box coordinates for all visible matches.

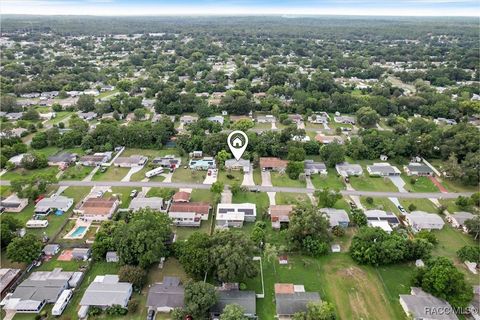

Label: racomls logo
[425,306,478,317]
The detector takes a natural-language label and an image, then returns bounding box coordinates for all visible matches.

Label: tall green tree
[6,234,42,264]
[184,281,217,319]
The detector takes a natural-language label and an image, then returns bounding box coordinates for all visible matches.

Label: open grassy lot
[172,167,206,184]
[0,185,11,196]
[271,172,306,188]
[253,168,262,185]
[129,166,150,181]
[36,256,87,272]
[45,111,73,125]
[92,166,130,181]
[360,197,401,214]
[190,189,214,203]
[217,169,243,185]
[258,253,404,320]
[109,187,137,209]
[349,175,398,192]
[62,164,93,180]
[2,166,59,180]
[146,188,177,199]
[232,191,270,216]
[147,257,189,285]
[253,122,273,130]
[121,148,163,158]
[62,186,92,203]
[310,171,345,190]
[276,192,309,205]
[33,146,61,157]
[401,175,439,193]
[400,198,438,212]
[174,215,212,241]
[441,179,479,193]
[438,199,469,213]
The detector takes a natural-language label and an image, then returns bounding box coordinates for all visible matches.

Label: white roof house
[335,163,363,177]
[128,197,165,212]
[216,203,256,228]
[320,208,349,228]
[79,275,132,309]
[35,196,74,215]
[366,163,401,176]
[368,220,393,233]
[399,287,458,320]
[405,211,445,232]
[448,212,475,229]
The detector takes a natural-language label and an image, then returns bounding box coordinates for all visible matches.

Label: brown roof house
[172,191,191,203]
[75,197,119,221]
[260,157,288,172]
[168,202,211,227]
[270,205,294,230]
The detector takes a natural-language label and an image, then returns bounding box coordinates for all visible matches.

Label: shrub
[408,204,417,211]
[365,197,374,205]
[128,299,139,313]
[106,305,127,316]
[332,226,345,237]
[88,306,103,316]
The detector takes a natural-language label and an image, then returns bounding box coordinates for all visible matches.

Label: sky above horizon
[1,0,479,17]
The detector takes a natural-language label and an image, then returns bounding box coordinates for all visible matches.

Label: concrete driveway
[350,195,364,210]
[83,166,99,181]
[297,121,305,129]
[242,167,255,186]
[305,176,314,189]
[271,122,277,130]
[267,192,276,205]
[203,169,217,185]
[121,166,144,182]
[261,171,272,187]
[161,171,173,183]
[388,176,407,193]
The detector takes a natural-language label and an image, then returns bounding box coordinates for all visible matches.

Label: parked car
[349,201,357,209]
[397,205,406,213]
[100,167,107,173]
[250,187,260,193]
[130,190,138,198]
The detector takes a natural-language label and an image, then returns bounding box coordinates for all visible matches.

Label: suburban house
[79,152,112,166]
[320,208,350,228]
[369,220,393,233]
[0,193,28,212]
[128,197,166,212]
[308,112,329,124]
[274,283,321,318]
[35,196,74,216]
[447,212,475,232]
[404,163,434,176]
[189,157,216,170]
[77,111,98,121]
[405,211,445,232]
[335,163,363,177]
[3,268,83,314]
[216,203,256,228]
[434,118,457,126]
[47,153,77,168]
[147,277,184,313]
[78,275,132,318]
[207,115,225,125]
[180,115,198,124]
[0,268,21,299]
[260,157,288,172]
[105,251,119,263]
[225,159,251,172]
[399,287,458,320]
[43,244,60,256]
[304,160,327,176]
[172,191,191,203]
[315,134,344,144]
[4,112,24,121]
[168,202,211,226]
[7,153,26,167]
[366,163,401,176]
[365,210,400,227]
[72,248,91,261]
[334,115,356,125]
[0,128,27,138]
[256,115,276,123]
[210,289,256,318]
[152,155,182,169]
[75,197,119,221]
[113,155,147,168]
[270,205,294,230]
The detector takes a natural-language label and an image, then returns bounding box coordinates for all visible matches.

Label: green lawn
[253,168,262,185]
[360,197,401,214]
[174,216,212,241]
[401,174,439,193]
[129,166,150,181]
[441,179,479,193]
[271,172,306,188]
[146,188,177,199]
[109,187,137,209]
[172,167,206,183]
[62,186,92,203]
[438,199,465,213]
[232,191,270,217]
[46,111,73,126]
[310,171,345,190]
[33,146,61,157]
[61,165,93,181]
[217,169,243,185]
[400,198,438,213]
[92,167,130,181]
[276,192,309,205]
[190,189,214,203]
[121,148,164,158]
[2,166,59,180]
[349,175,398,192]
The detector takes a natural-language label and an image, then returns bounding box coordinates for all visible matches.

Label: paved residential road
[0,180,473,199]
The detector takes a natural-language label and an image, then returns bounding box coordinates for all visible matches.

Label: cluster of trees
[0,138,27,169]
[92,209,172,268]
[10,173,56,200]
[349,227,432,265]
[6,234,43,264]
[1,216,22,248]
[174,230,258,283]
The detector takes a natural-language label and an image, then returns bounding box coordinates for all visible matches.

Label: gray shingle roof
[80,275,132,307]
[275,292,321,316]
[147,277,184,309]
[211,290,256,315]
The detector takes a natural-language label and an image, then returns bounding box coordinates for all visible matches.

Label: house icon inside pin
[232,137,243,148]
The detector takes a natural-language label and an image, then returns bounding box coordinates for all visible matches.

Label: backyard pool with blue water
[70,226,87,237]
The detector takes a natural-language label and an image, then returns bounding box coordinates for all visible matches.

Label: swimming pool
[70,226,87,237]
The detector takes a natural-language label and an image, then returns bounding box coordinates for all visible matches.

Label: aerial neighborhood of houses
[0,14,479,320]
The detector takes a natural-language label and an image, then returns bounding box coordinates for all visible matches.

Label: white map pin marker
[227,130,248,161]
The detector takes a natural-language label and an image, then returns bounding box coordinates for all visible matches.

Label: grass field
[310,171,345,190]
[172,167,206,183]
[349,175,398,192]
[174,215,212,240]
[92,167,130,181]
[232,191,270,216]
[360,197,401,214]
[253,168,262,185]
[2,166,59,180]
[62,165,93,180]
[109,187,137,209]
[400,198,438,213]
[45,111,73,126]
[276,192,309,205]
[401,175,439,193]
[217,169,243,185]
[271,172,306,188]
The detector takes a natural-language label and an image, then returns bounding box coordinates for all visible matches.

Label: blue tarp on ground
[55,209,64,216]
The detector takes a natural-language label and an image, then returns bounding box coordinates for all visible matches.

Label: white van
[145,167,163,178]
[52,289,73,316]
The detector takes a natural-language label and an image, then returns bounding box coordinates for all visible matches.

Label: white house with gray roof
[399,287,458,320]
[35,196,74,216]
[320,208,350,228]
[128,197,166,212]
[367,163,401,176]
[405,211,445,232]
[447,212,475,231]
[335,163,363,177]
[304,160,327,176]
[404,163,434,176]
